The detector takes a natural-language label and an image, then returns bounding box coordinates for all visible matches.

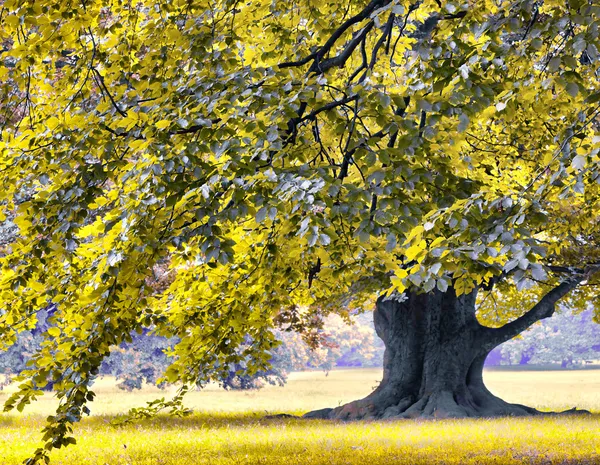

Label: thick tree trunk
[305,282,589,420]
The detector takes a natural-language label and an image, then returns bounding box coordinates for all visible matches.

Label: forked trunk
[305,285,588,420]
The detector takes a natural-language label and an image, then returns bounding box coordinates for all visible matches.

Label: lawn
[1,368,599,464]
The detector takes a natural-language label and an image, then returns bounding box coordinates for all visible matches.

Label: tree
[276,313,385,370]
[1,0,600,462]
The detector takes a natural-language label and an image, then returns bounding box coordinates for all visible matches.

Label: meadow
[1,368,599,465]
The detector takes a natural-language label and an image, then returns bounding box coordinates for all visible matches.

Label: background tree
[276,313,385,371]
[0,319,46,389]
[499,306,600,368]
[0,307,288,392]
[1,1,600,462]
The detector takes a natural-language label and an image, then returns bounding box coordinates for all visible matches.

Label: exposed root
[302,388,591,421]
[302,407,333,420]
[554,407,592,416]
[264,413,299,419]
[303,390,403,421]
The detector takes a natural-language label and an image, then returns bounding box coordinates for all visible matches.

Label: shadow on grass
[485,364,600,372]
[110,410,600,428]
[3,410,599,431]
[0,411,310,430]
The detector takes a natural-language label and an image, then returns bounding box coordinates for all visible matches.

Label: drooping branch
[360,12,395,81]
[336,100,408,181]
[92,67,126,117]
[481,276,584,349]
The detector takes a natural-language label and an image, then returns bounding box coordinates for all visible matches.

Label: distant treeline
[486,307,600,368]
[1,307,597,391]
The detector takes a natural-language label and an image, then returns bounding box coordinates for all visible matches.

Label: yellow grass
[1,368,599,464]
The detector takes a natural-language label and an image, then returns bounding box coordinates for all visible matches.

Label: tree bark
[304,281,589,420]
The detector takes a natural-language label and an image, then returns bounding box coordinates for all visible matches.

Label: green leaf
[566,82,579,98]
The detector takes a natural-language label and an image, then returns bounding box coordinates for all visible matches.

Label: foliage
[0,308,379,392]
[110,385,192,426]
[0,315,287,392]
[99,331,174,391]
[0,325,43,384]
[0,305,175,391]
[1,0,600,461]
[0,306,53,389]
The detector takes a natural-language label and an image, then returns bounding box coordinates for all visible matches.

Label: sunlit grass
[1,368,599,464]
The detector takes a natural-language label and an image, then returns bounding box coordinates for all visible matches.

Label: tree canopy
[1,0,600,462]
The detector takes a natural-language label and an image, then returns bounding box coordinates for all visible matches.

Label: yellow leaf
[390,275,406,294]
[406,225,424,243]
[47,327,61,338]
[405,240,426,262]
[155,120,171,129]
[166,28,181,41]
[46,116,59,130]
[430,237,445,248]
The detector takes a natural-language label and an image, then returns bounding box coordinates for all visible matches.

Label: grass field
[1,368,599,464]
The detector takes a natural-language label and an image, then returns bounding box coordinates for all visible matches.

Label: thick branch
[481,277,583,349]
[298,94,359,124]
[546,263,600,274]
[318,22,375,74]
[279,0,387,72]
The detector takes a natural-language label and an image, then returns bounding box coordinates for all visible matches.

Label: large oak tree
[1,0,600,462]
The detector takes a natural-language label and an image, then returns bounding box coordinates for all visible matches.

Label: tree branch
[279,0,386,73]
[546,263,600,274]
[366,13,395,71]
[92,68,126,117]
[480,277,584,349]
[317,22,375,74]
[298,94,359,124]
[278,52,318,69]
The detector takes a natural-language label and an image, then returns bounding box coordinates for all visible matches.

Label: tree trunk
[304,282,589,420]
